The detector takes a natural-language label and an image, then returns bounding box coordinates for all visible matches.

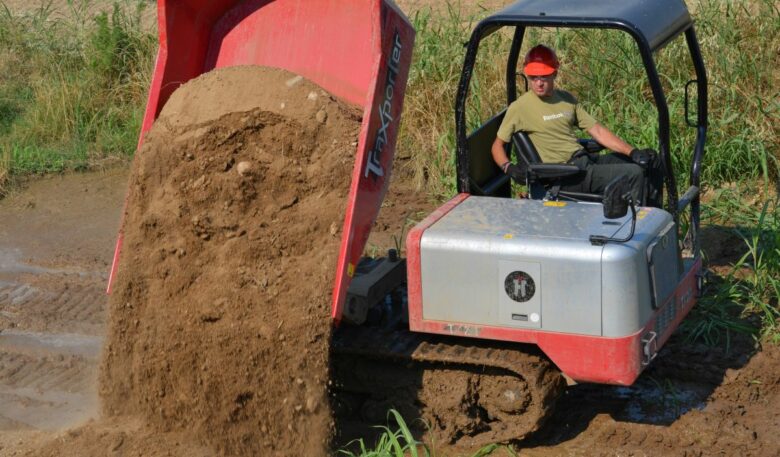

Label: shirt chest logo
[542,111,573,121]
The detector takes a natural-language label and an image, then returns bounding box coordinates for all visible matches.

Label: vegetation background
[0,0,777,455]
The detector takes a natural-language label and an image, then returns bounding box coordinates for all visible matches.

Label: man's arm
[587,123,634,155]
[491,137,511,172]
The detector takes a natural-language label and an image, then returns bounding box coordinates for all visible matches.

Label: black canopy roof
[484,0,693,51]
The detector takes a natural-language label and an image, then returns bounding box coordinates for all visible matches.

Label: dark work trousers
[562,152,663,207]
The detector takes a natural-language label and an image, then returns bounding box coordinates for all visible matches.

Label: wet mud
[0,169,126,453]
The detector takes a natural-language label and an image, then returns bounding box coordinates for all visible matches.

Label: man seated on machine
[491,44,663,207]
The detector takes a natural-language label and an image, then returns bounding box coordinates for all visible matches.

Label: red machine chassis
[407,194,701,385]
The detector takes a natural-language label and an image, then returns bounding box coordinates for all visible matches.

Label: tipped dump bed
[109,0,415,323]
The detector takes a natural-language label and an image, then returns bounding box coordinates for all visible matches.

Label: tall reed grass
[398,0,779,198]
[0,0,154,191]
[685,187,780,345]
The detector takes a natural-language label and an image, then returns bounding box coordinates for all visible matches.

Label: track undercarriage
[331,325,565,447]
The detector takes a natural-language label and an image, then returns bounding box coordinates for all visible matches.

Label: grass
[338,410,516,457]
[684,187,780,345]
[0,0,154,192]
[398,0,779,195]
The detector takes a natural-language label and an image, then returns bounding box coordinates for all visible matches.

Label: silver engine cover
[419,196,678,337]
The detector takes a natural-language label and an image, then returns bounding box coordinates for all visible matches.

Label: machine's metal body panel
[647,222,680,308]
[420,197,676,337]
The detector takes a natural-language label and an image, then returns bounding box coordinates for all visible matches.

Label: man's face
[528,72,556,98]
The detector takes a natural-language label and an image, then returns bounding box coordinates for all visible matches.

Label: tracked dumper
[109,0,708,447]
[336,0,708,445]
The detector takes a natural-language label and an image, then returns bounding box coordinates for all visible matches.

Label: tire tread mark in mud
[0,276,105,329]
[0,352,91,393]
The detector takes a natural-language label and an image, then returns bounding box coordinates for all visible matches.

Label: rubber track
[333,326,565,445]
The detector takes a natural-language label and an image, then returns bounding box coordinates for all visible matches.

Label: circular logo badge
[504,271,536,302]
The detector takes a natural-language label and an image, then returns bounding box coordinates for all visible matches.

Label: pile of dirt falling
[100,66,362,456]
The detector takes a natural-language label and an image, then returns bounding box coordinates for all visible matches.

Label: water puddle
[611,378,708,424]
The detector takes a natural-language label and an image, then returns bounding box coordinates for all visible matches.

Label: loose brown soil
[95,66,361,456]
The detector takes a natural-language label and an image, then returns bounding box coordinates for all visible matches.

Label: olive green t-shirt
[497,90,598,163]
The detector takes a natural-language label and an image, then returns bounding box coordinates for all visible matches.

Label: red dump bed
[108,0,415,324]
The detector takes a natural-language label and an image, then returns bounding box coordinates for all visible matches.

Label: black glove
[504,163,525,183]
[630,148,657,168]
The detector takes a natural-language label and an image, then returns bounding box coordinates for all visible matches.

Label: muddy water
[0,169,127,432]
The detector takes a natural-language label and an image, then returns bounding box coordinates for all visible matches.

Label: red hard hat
[524,45,559,76]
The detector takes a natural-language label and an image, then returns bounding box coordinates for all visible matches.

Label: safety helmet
[523,45,559,76]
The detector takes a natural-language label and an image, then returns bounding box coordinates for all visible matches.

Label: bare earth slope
[98,66,360,456]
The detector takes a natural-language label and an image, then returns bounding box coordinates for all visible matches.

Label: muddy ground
[0,165,778,457]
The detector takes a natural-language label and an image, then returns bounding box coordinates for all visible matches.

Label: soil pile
[99,66,361,455]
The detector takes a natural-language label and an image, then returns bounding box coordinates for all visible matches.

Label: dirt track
[0,169,126,453]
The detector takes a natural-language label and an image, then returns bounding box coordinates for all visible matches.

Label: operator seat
[511,131,603,201]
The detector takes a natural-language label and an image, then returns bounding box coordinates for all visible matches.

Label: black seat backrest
[510,130,601,202]
[511,131,542,168]
[511,131,580,180]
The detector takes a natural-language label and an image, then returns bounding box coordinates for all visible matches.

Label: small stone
[306,396,319,413]
[279,194,298,209]
[329,221,339,236]
[237,161,252,176]
[192,175,206,188]
[307,91,318,101]
[315,109,327,123]
[110,434,125,451]
[295,378,304,386]
[285,75,303,87]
